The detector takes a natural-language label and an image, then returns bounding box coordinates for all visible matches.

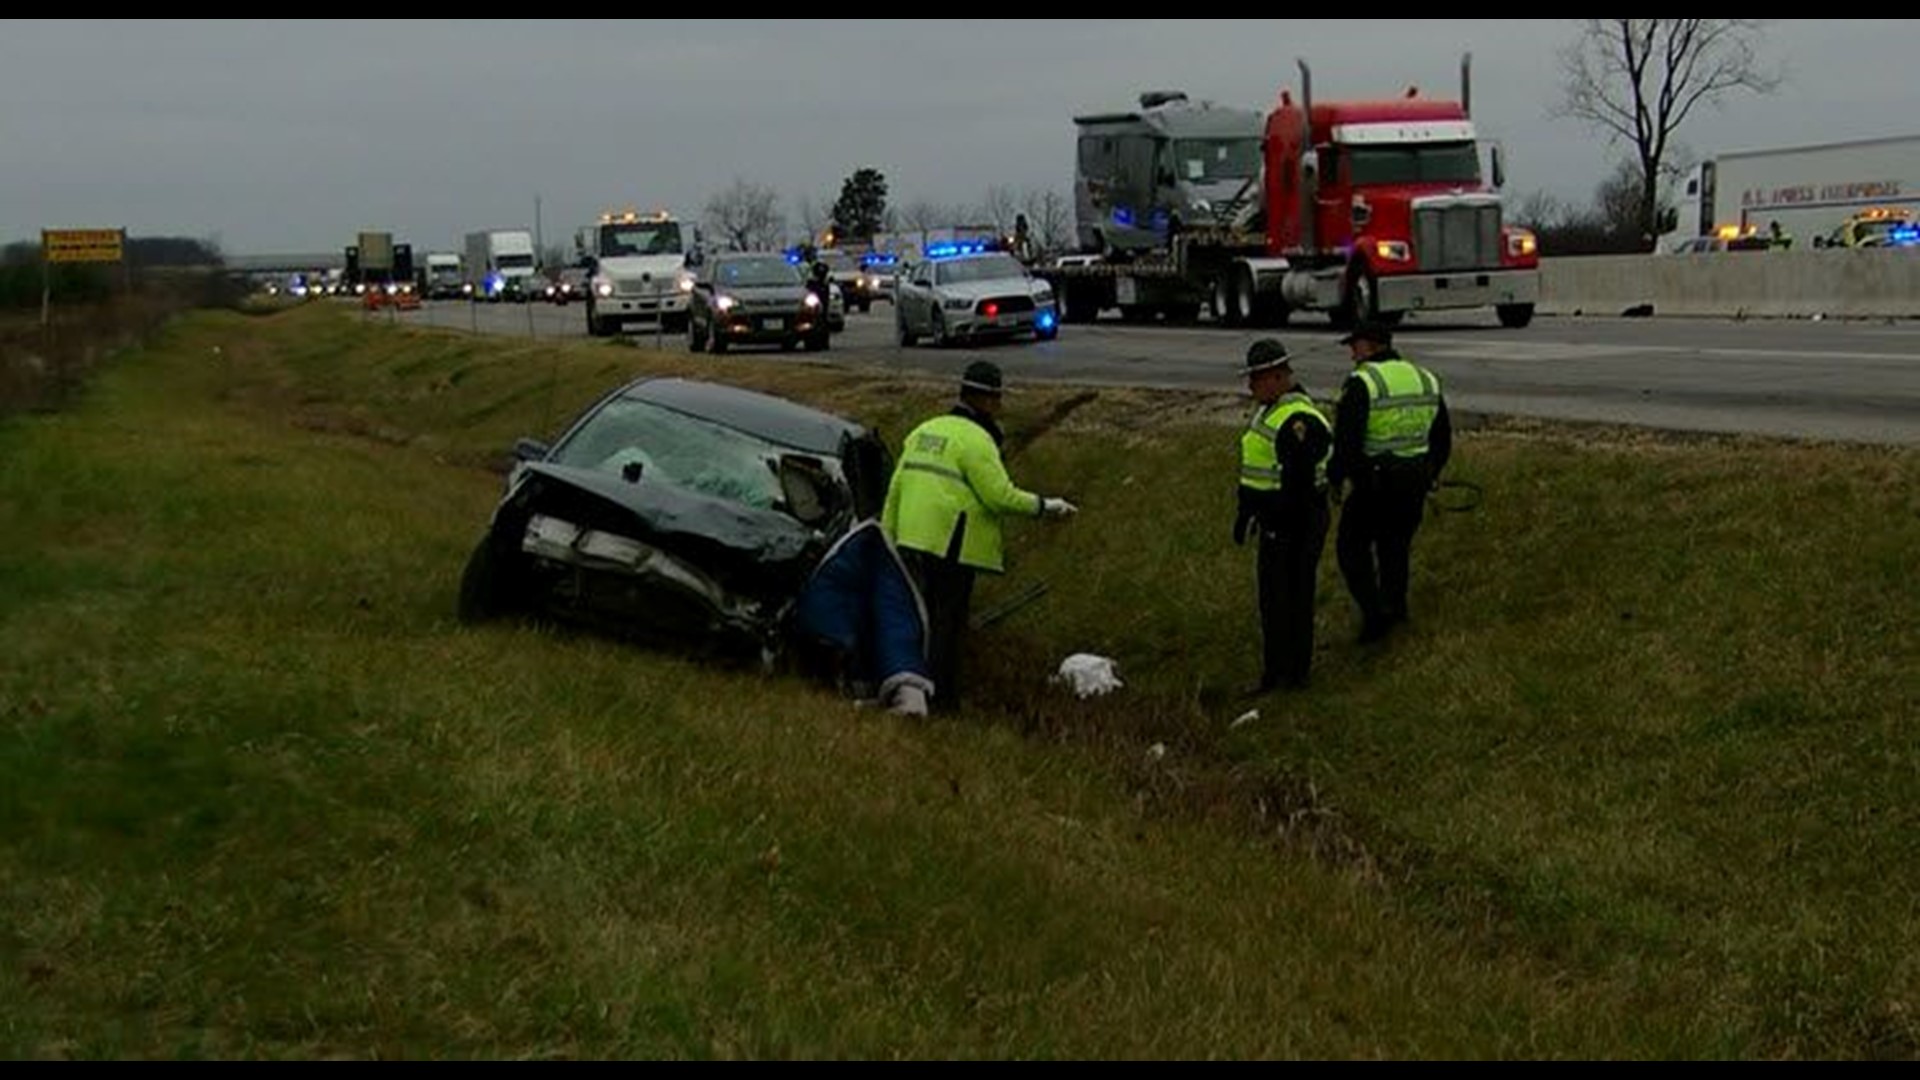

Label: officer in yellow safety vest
[1234,339,1333,694]
[881,361,1079,709]
[1328,319,1452,645]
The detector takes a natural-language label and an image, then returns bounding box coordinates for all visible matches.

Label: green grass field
[1,302,1915,1058]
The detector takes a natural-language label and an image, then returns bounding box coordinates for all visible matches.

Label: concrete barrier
[1539,249,1920,319]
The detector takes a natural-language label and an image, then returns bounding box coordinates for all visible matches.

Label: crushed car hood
[503,461,829,592]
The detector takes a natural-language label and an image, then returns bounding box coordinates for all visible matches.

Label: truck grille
[613,276,671,296]
[1414,201,1502,272]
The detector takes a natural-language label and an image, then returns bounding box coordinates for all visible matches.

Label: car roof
[618,377,866,455]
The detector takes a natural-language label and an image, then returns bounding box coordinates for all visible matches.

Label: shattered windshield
[548,396,792,512]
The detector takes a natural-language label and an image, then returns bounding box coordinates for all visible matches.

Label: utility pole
[534,194,544,265]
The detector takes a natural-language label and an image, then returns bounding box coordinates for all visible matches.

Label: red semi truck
[1037,55,1541,330]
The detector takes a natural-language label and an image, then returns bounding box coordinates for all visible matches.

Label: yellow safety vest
[1357,359,1440,459]
[881,413,1043,573]
[1240,392,1329,492]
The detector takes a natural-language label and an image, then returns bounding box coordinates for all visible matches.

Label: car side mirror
[777,454,837,526]
[512,437,550,463]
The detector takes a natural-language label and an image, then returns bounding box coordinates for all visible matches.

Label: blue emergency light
[1890,225,1920,247]
[1036,310,1057,332]
[924,240,991,259]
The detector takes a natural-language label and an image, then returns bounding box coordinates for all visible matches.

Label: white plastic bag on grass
[1053,654,1123,700]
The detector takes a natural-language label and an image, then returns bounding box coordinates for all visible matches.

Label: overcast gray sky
[3,19,1914,256]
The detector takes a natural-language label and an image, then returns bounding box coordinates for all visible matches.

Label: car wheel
[806,331,831,352]
[688,317,707,352]
[930,309,950,348]
[457,534,527,624]
[711,331,729,355]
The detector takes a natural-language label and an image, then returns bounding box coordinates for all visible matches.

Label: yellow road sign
[43,228,125,264]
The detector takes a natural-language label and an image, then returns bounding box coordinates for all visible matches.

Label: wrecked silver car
[457,376,931,700]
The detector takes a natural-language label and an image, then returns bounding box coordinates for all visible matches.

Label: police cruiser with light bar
[893,240,1060,348]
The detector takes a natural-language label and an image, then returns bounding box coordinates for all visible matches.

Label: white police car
[894,241,1060,348]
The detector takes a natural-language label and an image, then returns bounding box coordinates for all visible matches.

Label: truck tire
[1496,303,1535,329]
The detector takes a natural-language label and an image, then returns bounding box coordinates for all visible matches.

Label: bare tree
[1594,157,1651,243]
[703,177,787,252]
[1552,19,1783,250]
[1510,190,1571,233]
[1019,188,1074,257]
[980,185,1022,235]
[793,196,827,248]
[895,200,952,235]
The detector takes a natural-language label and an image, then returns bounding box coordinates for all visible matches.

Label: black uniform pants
[1257,498,1330,687]
[899,547,977,710]
[1336,461,1431,632]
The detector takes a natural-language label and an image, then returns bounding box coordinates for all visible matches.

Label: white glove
[1041,497,1078,518]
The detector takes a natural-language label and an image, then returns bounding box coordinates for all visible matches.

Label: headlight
[802,292,821,309]
[1506,230,1539,258]
[1193,199,1214,216]
[595,281,613,297]
[1373,240,1411,262]
[716,295,737,312]
[943,297,971,311]
[676,272,695,293]
[1033,285,1054,302]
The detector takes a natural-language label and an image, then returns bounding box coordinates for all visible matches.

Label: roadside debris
[1053,653,1123,699]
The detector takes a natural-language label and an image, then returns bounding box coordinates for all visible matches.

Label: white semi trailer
[1659,133,1920,251]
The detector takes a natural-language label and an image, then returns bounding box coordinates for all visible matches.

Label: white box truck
[1659,134,1920,252]
[464,229,538,302]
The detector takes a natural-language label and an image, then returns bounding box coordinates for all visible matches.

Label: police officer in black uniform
[1234,339,1333,693]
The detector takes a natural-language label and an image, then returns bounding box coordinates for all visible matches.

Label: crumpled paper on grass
[1053,653,1123,699]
